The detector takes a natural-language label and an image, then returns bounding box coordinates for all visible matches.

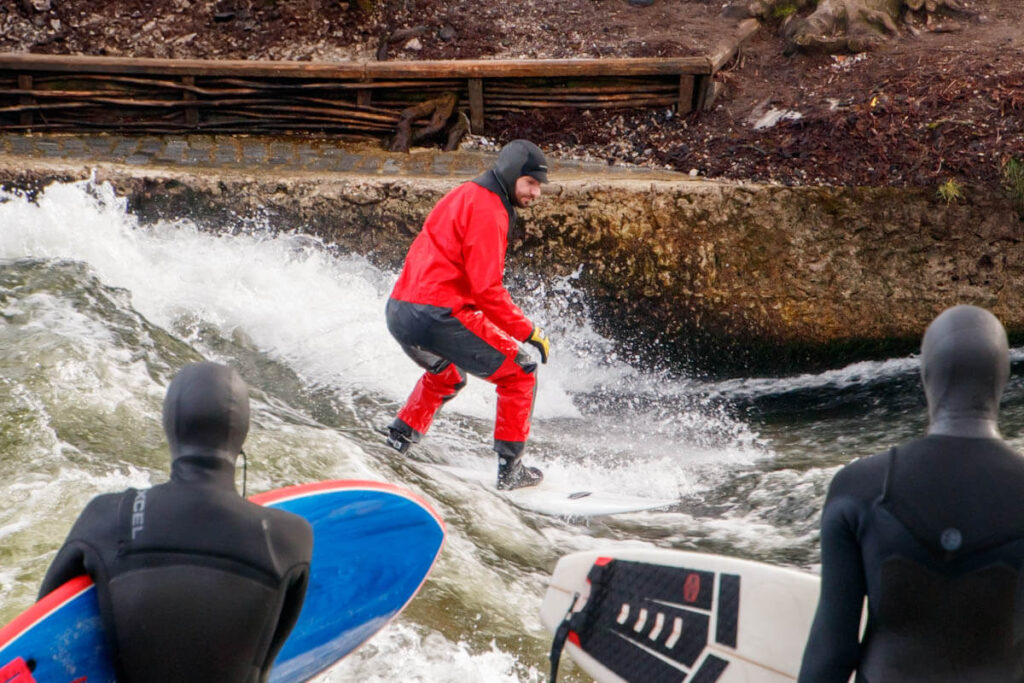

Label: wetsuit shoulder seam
[881,446,897,503]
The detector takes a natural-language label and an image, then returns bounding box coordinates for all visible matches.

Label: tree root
[905,0,974,13]
[443,111,471,152]
[389,92,458,153]
[727,0,980,54]
[783,0,903,54]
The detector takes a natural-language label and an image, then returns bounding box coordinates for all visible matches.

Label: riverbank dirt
[2,0,1022,193]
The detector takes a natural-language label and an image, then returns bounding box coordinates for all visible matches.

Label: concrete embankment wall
[1,137,1020,374]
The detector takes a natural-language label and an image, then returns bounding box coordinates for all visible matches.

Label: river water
[2,179,1023,681]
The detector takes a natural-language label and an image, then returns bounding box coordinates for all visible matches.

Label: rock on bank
[1,158,1020,375]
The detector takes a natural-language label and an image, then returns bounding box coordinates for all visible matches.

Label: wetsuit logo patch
[131,489,147,539]
[940,527,962,551]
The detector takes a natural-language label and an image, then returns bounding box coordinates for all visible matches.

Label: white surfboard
[431,465,676,517]
[541,549,825,683]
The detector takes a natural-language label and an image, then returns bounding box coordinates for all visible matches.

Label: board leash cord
[548,591,582,683]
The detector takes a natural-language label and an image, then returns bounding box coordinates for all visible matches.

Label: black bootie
[384,419,420,454]
[497,456,544,491]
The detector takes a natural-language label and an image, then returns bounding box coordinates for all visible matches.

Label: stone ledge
[0,132,683,181]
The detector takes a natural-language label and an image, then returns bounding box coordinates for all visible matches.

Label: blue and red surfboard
[0,480,446,683]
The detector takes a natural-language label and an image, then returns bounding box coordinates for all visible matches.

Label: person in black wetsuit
[798,304,1024,682]
[38,362,313,683]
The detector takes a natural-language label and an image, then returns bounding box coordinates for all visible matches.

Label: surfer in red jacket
[384,139,551,491]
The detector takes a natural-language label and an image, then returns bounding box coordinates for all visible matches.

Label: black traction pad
[566,558,740,683]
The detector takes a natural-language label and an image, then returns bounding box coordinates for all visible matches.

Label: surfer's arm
[38,542,88,599]
[259,564,310,681]
[462,200,534,342]
[258,514,313,680]
[798,481,867,682]
[37,496,115,599]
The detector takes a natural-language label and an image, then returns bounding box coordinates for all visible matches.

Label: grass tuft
[936,178,963,204]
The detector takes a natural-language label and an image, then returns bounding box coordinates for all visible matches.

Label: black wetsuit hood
[472,139,548,224]
[492,139,548,191]
[920,304,1009,439]
[162,362,250,469]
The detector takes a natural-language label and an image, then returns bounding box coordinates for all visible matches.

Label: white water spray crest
[514,268,763,460]
[707,337,1024,399]
[321,622,544,683]
[704,353,923,399]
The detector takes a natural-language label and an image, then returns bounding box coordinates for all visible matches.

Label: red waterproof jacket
[390,181,534,342]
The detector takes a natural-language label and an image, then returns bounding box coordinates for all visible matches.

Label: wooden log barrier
[182,75,198,126]
[0,52,741,138]
[17,74,33,127]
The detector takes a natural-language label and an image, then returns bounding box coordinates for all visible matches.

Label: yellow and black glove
[526,326,550,364]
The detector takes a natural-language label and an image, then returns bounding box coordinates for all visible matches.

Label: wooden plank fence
[0,54,714,140]
[0,20,760,141]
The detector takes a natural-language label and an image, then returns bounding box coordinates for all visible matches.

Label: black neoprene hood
[494,139,549,189]
[162,362,250,463]
[920,304,1009,432]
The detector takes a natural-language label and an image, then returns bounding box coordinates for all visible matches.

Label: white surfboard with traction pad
[541,549,823,682]
[432,464,677,517]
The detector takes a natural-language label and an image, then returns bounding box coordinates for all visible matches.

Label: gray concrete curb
[0,133,688,181]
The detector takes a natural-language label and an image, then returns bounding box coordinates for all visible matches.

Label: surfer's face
[514,176,542,208]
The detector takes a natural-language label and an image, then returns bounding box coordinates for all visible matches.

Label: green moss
[772,2,799,18]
